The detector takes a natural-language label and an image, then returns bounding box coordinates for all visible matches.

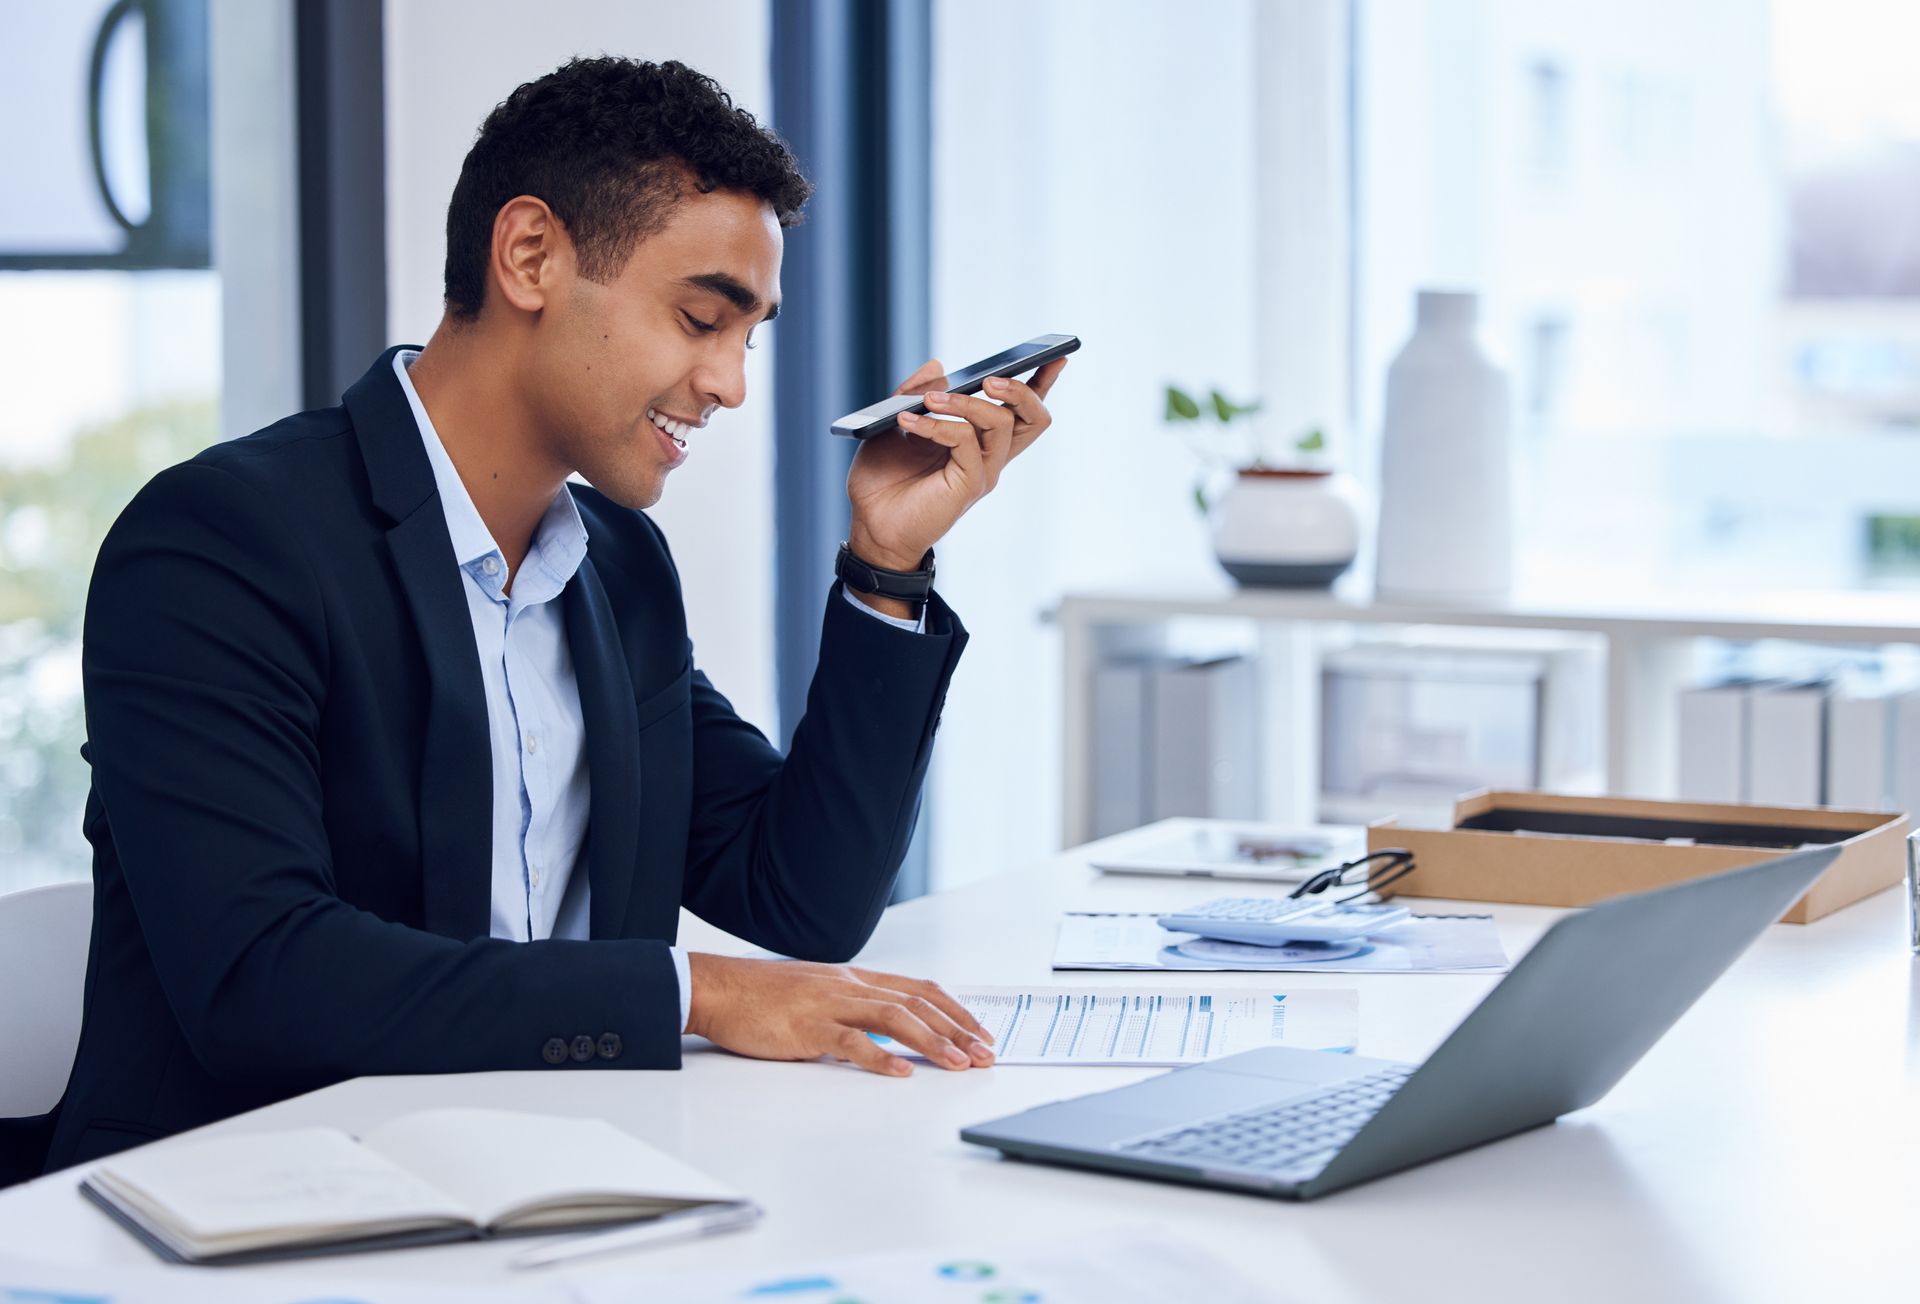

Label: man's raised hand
[844,356,1070,574]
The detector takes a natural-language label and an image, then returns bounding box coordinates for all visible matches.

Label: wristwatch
[835,542,936,611]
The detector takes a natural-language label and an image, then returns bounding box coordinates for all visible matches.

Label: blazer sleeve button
[570,1034,596,1063]
[597,1033,623,1060]
[542,1037,569,1065]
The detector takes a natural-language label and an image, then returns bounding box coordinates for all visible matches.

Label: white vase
[1374,289,1513,603]
[1211,468,1365,588]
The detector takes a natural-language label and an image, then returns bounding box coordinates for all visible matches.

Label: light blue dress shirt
[394,350,920,1036]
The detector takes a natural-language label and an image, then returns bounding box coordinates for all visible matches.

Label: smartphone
[830,334,1081,439]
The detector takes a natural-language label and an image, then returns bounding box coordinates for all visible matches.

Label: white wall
[927,0,1265,888]
[382,0,778,736]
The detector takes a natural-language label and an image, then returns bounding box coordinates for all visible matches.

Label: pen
[508,1201,763,1270]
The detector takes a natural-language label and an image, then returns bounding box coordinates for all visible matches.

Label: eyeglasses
[1288,848,1416,905]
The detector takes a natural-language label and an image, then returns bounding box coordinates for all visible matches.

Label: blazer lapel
[564,555,642,938]
[347,349,494,941]
[386,510,494,939]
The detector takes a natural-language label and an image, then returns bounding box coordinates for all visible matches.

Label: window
[0,0,296,893]
[1354,0,1920,594]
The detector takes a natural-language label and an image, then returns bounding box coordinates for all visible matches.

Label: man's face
[529,186,783,509]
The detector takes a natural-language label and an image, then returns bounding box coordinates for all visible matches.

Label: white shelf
[1054,584,1920,847]
[1054,584,1920,644]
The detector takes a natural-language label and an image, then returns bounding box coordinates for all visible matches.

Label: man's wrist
[846,586,920,625]
[684,952,727,1041]
[845,526,926,575]
[842,529,931,621]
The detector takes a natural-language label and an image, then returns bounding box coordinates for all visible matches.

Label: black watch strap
[835,542,935,606]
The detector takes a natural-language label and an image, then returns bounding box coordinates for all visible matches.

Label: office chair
[0,880,91,1186]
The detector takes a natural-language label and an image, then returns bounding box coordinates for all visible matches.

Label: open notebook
[79,1107,753,1266]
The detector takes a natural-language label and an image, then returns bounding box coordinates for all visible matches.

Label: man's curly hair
[442,57,811,321]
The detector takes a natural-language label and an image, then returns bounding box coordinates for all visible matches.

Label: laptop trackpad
[1099,1063,1321,1126]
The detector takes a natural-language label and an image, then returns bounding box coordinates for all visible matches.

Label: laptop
[961,843,1840,1200]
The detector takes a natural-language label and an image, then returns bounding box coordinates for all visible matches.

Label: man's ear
[488,195,571,316]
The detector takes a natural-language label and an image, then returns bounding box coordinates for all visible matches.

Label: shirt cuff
[842,582,926,633]
[669,945,692,1033]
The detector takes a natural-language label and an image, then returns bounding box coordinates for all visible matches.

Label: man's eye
[684,312,719,334]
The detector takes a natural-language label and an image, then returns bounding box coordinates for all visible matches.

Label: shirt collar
[393,349,588,603]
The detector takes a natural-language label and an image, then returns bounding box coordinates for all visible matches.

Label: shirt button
[597,1033,623,1060]
[482,556,501,576]
[525,733,538,754]
[529,865,542,889]
[541,1037,568,1065]
[569,1035,596,1063]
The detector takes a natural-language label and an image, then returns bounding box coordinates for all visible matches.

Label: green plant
[1163,384,1326,513]
[1164,385,1262,425]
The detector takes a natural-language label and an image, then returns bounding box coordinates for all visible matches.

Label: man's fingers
[892,358,948,398]
[921,391,1014,484]
[847,999,973,1070]
[859,972,995,1046]
[981,374,1053,456]
[897,411,985,492]
[986,365,1063,462]
[924,390,1013,440]
[895,411,965,451]
[1027,355,1068,399]
[887,991,995,1065]
[830,1025,913,1077]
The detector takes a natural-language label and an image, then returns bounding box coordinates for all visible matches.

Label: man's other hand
[844,356,1070,575]
[684,953,998,1076]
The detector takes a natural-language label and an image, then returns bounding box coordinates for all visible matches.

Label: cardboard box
[1367,790,1907,924]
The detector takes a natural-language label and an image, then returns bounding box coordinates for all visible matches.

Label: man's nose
[698,350,748,411]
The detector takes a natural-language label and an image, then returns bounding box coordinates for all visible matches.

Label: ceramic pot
[1211,468,1364,588]
[1374,288,1514,602]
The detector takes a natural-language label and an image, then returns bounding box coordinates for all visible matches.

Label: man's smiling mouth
[647,407,700,449]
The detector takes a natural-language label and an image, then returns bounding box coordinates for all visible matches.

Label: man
[47,56,1066,1170]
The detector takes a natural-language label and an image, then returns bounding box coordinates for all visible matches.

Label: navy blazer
[45,348,966,1171]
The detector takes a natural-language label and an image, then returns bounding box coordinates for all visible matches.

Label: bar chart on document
[881,986,1358,1066]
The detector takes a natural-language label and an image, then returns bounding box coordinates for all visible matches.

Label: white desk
[3,822,1916,1302]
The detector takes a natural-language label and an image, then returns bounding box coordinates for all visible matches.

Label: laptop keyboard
[1117,1064,1415,1176]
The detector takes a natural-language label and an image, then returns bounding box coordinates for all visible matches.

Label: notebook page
[361,1109,742,1230]
[92,1127,469,1244]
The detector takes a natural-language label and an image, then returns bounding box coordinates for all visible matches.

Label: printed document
[573,1226,1283,1304]
[876,984,1356,1064]
[1054,911,1510,974]
[0,1257,554,1303]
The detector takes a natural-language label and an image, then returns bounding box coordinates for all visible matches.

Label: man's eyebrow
[681,272,780,322]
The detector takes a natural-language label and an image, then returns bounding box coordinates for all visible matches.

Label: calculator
[1156,897,1411,946]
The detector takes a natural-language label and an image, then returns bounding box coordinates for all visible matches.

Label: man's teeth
[647,408,690,449]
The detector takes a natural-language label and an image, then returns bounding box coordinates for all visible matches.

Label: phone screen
[940,342,1060,391]
[830,334,1079,438]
